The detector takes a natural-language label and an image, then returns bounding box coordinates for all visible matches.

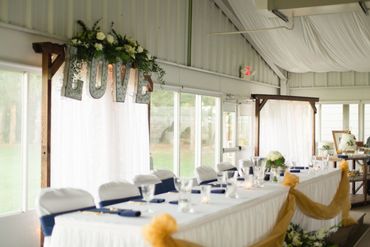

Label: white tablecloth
[50,169,341,247]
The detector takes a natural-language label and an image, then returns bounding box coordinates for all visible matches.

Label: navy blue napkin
[211,189,226,194]
[211,183,226,188]
[264,174,270,181]
[191,189,201,194]
[289,169,301,173]
[87,208,141,217]
[131,198,165,203]
[291,166,308,170]
[237,177,245,181]
[169,200,178,205]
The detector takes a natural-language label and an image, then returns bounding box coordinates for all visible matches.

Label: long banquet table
[50,169,342,247]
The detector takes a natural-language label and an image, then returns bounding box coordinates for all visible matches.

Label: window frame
[150,84,222,176]
[0,61,41,217]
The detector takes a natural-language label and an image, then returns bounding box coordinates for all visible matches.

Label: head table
[50,169,341,247]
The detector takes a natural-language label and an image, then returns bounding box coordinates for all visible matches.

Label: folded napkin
[291,166,308,170]
[211,183,226,188]
[86,208,141,217]
[264,174,270,181]
[169,200,178,205]
[237,177,245,181]
[131,198,165,203]
[211,189,226,194]
[191,189,201,194]
[289,169,301,173]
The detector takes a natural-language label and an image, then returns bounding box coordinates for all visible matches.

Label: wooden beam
[252,94,319,157]
[251,94,319,103]
[33,42,65,190]
[33,42,65,247]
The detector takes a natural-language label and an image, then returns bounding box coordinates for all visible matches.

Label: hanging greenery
[69,19,165,83]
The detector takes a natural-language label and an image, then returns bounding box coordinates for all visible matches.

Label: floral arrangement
[284,223,338,247]
[69,20,165,83]
[338,133,356,152]
[266,151,286,169]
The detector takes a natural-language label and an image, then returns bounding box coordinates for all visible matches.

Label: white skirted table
[50,169,341,247]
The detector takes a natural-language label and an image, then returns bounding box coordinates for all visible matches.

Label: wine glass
[141,184,155,213]
[174,177,182,192]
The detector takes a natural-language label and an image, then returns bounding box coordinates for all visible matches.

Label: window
[320,104,343,141]
[201,96,217,167]
[149,90,174,172]
[179,93,196,177]
[349,104,359,139]
[150,89,220,177]
[365,104,370,141]
[0,67,41,215]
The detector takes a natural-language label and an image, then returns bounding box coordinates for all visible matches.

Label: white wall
[0,0,280,84]
[0,2,280,246]
[0,211,40,247]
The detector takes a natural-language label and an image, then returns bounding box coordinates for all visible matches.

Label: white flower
[315,229,326,240]
[267,151,283,161]
[126,36,137,46]
[96,32,106,41]
[137,46,144,53]
[291,235,302,246]
[124,44,137,58]
[338,133,356,150]
[71,39,78,44]
[106,34,115,44]
[147,53,152,60]
[94,43,103,51]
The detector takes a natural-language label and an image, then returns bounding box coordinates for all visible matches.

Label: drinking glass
[200,185,211,203]
[141,184,155,213]
[226,178,238,198]
[174,177,182,192]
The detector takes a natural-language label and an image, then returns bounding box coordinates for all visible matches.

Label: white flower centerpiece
[318,141,334,156]
[266,151,286,182]
[338,133,356,153]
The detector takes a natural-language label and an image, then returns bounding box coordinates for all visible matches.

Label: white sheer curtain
[260,100,313,166]
[51,66,150,196]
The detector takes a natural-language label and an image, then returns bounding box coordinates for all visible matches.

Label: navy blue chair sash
[199,178,217,185]
[40,206,96,236]
[99,195,142,207]
[155,177,175,195]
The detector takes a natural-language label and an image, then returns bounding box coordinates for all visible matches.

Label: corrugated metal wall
[192,0,279,85]
[0,0,279,85]
[289,71,370,88]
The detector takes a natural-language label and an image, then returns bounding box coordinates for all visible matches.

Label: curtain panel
[50,66,150,196]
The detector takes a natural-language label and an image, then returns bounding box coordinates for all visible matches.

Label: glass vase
[271,168,279,183]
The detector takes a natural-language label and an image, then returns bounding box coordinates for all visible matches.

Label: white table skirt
[50,169,341,247]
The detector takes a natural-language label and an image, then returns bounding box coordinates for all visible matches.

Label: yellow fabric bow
[283,171,300,188]
[144,214,202,247]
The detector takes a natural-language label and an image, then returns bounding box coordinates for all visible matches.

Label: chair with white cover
[97,180,142,207]
[195,166,218,185]
[217,162,237,172]
[36,188,96,247]
[133,174,161,195]
[151,170,176,194]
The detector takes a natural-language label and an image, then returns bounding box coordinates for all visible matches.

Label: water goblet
[200,185,211,203]
[141,184,155,213]
[174,177,182,192]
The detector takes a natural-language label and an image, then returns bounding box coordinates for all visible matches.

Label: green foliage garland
[69,19,165,83]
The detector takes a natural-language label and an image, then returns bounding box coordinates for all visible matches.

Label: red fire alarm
[245,66,251,76]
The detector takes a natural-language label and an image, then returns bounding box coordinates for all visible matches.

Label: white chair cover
[98,180,141,204]
[216,162,236,172]
[151,170,175,180]
[195,166,218,184]
[238,159,253,168]
[132,174,161,186]
[36,188,95,247]
[36,188,95,217]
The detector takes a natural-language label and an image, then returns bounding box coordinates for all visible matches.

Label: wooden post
[252,94,319,158]
[33,42,65,247]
